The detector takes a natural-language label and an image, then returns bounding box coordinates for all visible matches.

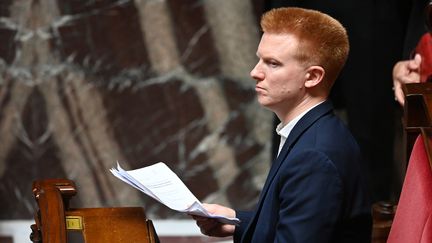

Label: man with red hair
[192,7,371,243]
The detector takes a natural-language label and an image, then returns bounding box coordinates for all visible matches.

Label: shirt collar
[275,101,325,139]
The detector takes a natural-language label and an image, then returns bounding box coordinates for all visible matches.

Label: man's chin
[257,100,274,110]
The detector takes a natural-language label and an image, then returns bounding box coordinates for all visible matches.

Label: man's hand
[191,203,236,237]
[392,53,422,106]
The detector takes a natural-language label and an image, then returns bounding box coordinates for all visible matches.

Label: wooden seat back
[379,83,432,243]
[403,82,432,164]
[371,82,432,243]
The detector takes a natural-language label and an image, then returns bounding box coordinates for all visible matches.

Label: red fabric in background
[387,135,432,243]
[415,33,432,82]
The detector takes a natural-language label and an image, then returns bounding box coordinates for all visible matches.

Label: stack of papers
[110,162,240,225]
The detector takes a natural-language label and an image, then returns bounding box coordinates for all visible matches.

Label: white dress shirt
[275,102,324,156]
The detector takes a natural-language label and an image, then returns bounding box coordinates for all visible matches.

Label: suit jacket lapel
[260,101,332,202]
[241,101,333,242]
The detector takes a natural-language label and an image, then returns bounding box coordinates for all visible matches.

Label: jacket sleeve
[233,210,253,243]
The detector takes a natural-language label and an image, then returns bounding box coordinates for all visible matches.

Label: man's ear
[304,66,325,88]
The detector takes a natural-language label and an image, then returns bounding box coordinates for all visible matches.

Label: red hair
[261,7,349,84]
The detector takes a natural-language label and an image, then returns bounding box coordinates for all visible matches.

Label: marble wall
[0,0,273,220]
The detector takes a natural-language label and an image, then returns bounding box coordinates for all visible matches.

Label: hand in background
[190,203,236,237]
[392,53,422,106]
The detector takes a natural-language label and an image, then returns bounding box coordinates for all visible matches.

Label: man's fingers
[408,54,422,70]
[191,214,206,221]
[197,219,220,236]
[196,217,217,228]
[398,72,421,84]
[395,88,405,106]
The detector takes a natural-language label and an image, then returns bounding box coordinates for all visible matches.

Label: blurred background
[0,1,271,242]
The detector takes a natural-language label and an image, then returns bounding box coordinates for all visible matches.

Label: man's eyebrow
[261,55,280,61]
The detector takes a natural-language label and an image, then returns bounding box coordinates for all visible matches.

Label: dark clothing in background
[403,0,430,58]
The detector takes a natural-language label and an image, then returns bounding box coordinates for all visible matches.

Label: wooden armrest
[32,179,77,207]
[31,179,76,243]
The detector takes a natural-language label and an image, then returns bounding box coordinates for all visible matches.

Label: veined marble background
[0,0,273,220]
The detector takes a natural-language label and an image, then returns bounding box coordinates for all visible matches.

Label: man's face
[251,33,308,114]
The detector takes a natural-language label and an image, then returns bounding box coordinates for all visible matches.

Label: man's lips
[255,86,265,92]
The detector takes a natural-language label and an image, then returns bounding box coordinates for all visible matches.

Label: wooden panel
[65,207,157,243]
[402,82,432,164]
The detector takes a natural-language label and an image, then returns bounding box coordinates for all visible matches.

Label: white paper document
[110,162,240,225]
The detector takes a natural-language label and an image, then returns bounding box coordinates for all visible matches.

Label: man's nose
[250,63,264,81]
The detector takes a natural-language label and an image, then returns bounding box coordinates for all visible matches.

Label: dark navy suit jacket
[234,101,372,243]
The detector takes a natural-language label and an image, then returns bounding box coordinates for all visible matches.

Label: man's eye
[269,62,279,67]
